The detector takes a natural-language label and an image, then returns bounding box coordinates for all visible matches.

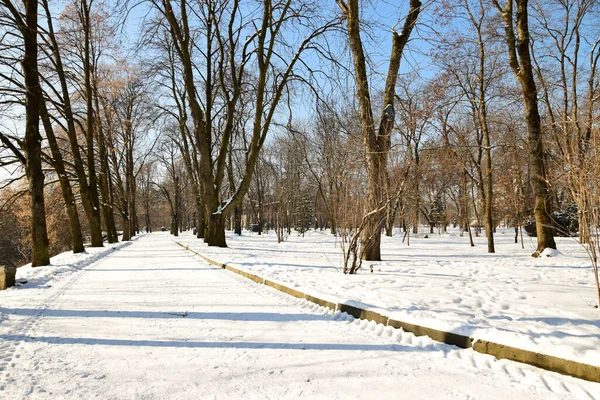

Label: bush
[523,204,579,237]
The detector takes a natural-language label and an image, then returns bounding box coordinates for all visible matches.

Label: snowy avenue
[0,233,598,399]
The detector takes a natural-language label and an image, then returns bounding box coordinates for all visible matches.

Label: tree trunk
[95,93,118,243]
[173,176,180,237]
[360,161,386,260]
[386,199,399,237]
[121,212,131,241]
[196,202,205,238]
[495,0,556,255]
[234,205,242,235]
[122,166,132,241]
[171,212,178,236]
[339,0,421,261]
[464,170,475,247]
[40,99,85,254]
[413,190,420,234]
[82,0,103,247]
[22,0,50,266]
[81,0,104,247]
[206,213,227,247]
[478,33,495,253]
[126,145,137,238]
[523,83,556,252]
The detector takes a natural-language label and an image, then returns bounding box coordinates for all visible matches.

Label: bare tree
[336,0,421,261]
[492,0,557,256]
[0,0,51,266]
[141,0,339,247]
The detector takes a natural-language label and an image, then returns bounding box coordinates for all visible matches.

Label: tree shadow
[0,307,332,322]
[516,316,600,329]
[0,334,441,353]
[88,268,222,272]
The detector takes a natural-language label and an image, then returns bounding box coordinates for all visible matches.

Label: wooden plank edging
[173,239,600,383]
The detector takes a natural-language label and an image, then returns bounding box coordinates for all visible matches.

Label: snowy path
[0,234,598,399]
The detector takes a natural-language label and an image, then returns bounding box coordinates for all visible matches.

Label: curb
[174,239,600,383]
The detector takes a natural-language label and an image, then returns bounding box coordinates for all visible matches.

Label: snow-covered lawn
[1,233,599,398]
[176,228,600,369]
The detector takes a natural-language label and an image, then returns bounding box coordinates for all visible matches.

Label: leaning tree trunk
[386,199,400,237]
[40,100,85,253]
[40,0,102,248]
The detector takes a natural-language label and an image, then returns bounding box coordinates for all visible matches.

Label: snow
[175,228,600,370]
[0,234,598,398]
[540,248,562,257]
[14,238,138,289]
[214,197,233,215]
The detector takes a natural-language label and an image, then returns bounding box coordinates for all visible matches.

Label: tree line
[0,0,599,298]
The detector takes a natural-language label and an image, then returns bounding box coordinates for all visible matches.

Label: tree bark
[21,0,50,266]
[206,213,226,247]
[338,0,421,261]
[40,0,102,247]
[1,0,52,265]
[40,99,85,253]
[81,0,103,247]
[94,84,118,243]
[494,0,556,255]
[474,14,495,253]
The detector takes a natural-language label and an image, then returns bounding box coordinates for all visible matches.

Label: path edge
[173,239,600,384]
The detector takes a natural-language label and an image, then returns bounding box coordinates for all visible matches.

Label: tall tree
[435,0,506,252]
[532,0,600,243]
[80,0,104,247]
[41,0,105,247]
[492,0,556,256]
[336,0,421,261]
[1,0,51,266]
[0,0,85,256]
[145,0,338,247]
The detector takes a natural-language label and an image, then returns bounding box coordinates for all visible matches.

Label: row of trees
[0,0,340,266]
[0,0,599,302]
[0,0,165,265]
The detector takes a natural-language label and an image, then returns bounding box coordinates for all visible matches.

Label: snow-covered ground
[176,228,600,370]
[1,233,599,399]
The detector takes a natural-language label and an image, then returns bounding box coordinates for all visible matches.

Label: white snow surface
[176,228,600,370]
[1,233,598,398]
